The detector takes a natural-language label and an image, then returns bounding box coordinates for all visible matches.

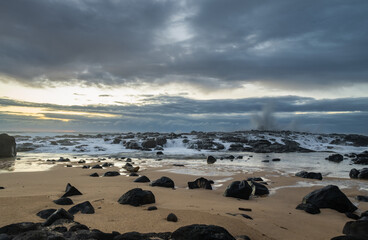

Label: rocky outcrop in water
[0,133,16,158]
[349,168,368,179]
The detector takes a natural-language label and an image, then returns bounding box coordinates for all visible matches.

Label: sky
[0,0,367,134]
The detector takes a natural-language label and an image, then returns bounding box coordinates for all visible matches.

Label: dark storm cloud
[0,96,367,133]
[0,0,367,89]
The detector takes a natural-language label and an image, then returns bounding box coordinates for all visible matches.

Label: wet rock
[147,206,157,211]
[52,226,67,233]
[171,224,235,240]
[0,187,4,190]
[156,136,167,146]
[272,158,281,162]
[0,134,16,158]
[224,181,252,200]
[350,168,368,179]
[295,171,323,180]
[123,163,140,172]
[53,197,73,205]
[114,231,171,240]
[36,209,57,219]
[327,154,344,163]
[167,213,178,222]
[141,139,157,149]
[68,201,95,215]
[118,188,155,207]
[345,212,360,220]
[125,141,141,150]
[261,160,269,163]
[57,157,70,162]
[349,168,360,179]
[150,176,175,188]
[302,185,357,213]
[0,222,40,235]
[78,160,86,164]
[82,165,90,169]
[296,203,321,214]
[207,156,216,164]
[188,177,213,190]
[112,138,121,144]
[352,152,368,165]
[69,224,89,232]
[43,208,74,226]
[247,177,263,182]
[91,164,102,169]
[103,171,120,177]
[156,151,164,155]
[250,181,269,196]
[129,172,139,177]
[90,172,99,177]
[356,195,368,202]
[228,143,244,151]
[134,176,150,183]
[102,162,114,167]
[343,220,368,239]
[62,183,82,198]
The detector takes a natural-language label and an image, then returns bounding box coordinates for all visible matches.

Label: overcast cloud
[0,0,367,89]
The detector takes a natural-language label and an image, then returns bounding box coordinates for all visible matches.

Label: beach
[1,158,367,240]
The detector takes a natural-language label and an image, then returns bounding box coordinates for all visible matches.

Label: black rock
[103,171,120,177]
[261,160,269,163]
[114,231,171,240]
[68,201,95,215]
[296,203,321,214]
[147,206,157,211]
[91,164,103,169]
[0,222,40,235]
[352,153,368,165]
[356,195,368,202]
[358,168,368,179]
[247,177,263,182]
[36,209,57,219]
[224,181,252,200]
[69,224,89,231]
[302,185,357,213]
[350,168,360,179]
[0,187,4,190]
[62,184,82,198]
[171,224,235,240]
[43,208,74,226]
[345,212,360,220]
[250,181,269,196]
[117,188,155,207]
[78,160,86,164]
[82,165,90,169]
[295,171,323,180]
[327,154,344,163]
[150,176,175,188]
[102,162,113,167]
[53,197,73,205]
[52,226,67,233]
[0,133,16,158]
[156,151,164,155]
[129,172,139,177]
[207,156,216,164]
[188,177,213,190]
[331,236,367,240]
[272,158,281,162]
[0,233,10,240]
[90,172,99,177]
[343,220,368,239]
[167,213,178,222]
[134,176,150,183]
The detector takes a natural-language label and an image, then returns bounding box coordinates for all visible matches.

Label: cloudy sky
[0,0,367,133]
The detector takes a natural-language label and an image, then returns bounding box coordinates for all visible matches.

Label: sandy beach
[1,160,367,240]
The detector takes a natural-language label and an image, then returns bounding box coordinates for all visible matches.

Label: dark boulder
[36,209,57,219]
[207,156,216,164]
[272,158,281,162]
[156,137,167,146]
[356,195,368,202]
[350,169,360,179]
[295,171,323,180]
[352,153,368,165]
[0,222,40,235]
[0,133,16,158]
[43,208,74,226]
[150,176,175,188]
[327,154,344,163]
[134,176,150,183]
[250,181,269,196]
[141,139,157,149]
[296,203,320,214]
[53,197,73,205]
[224,181,252,200]
[62,184,82,198]
[68,201,95,215]
[129,172,139,177]
[117,188,155,207]
[343,220,368,239]
[90,172,99,177]
[91,164,103,169]
[345,212,360,220]
[147,206,157,211]
[69,223,89,232]
[103,171,120,177]
[156,151,164,155]
[171,224,235,240]
[188,177,213,190]
[358,168,368,179]
[167,213,178,222]
[302,185,357,213]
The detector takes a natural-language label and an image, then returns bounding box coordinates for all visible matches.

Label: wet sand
[0,162,367,240]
